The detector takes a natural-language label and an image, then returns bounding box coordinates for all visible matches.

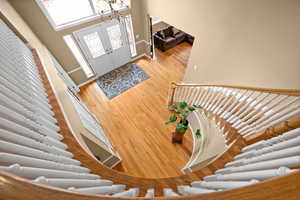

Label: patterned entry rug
[97,63,150,99]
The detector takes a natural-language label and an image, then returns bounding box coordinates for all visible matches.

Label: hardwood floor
[79,42,193,178]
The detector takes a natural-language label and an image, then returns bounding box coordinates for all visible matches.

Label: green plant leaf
[169,104,177,111]
[176,123,187,134]
[195,129,201,138]
[165,114,177,125]
[165,120,173,125]
[188,106,196,111]
[169,114,177,122]
[178,102,188,109]
[193,104,203,109]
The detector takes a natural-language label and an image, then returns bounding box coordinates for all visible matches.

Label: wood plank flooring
[79,42,193,178]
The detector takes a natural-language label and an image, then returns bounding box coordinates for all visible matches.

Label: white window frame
[123,14,137,57]
[63,34,95,78]
[35,0,130,31]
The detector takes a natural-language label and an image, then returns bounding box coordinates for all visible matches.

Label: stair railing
[168,82,300,142]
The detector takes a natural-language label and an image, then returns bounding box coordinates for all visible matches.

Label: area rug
[97,63,150,99]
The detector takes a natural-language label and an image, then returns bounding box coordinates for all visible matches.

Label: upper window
[36,0,131,31]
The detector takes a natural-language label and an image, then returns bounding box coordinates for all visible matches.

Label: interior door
[73,19,131,77]
[74,24,113,76]
[101,19,131,69]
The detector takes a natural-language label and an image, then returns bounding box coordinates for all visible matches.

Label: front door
[102,19,131,68]
[74,19,131,77]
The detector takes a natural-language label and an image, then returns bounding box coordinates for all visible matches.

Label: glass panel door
[101,19,131,69]
[73,24,113,76]
[73,19,131,77]
[106,24,123,51]
[83,32,106,58]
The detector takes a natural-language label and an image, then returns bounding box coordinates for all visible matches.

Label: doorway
[73,18,132,77]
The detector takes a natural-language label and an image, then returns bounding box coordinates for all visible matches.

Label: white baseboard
[77,75,99,88]
[68,67,82,74]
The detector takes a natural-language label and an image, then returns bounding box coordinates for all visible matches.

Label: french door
[74,19,131,76]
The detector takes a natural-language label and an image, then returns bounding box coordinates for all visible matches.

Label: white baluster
[0,141,78,165]
[177,185,215,195]
[220,90,248,118]
[235,93,270,131]
[70,185,126,195]
[228,146,300,167]
[204,167,295,181]
[0,86,57,124]
[144,188,155,198]
[206,87,223,111]
[34,177,113,189]
[163,188,179,197]
[216,89,238,115]
[229,92,261,125]
[0,164,99,179]
[0,129,72,159]
[175,87,184,102]
[0,117,67,150]
[112,188,139,197]
[210,88,228,113]
[200,87,213,108]
[191,180,258,190]
[193,87,206,106]
[243,104,300,137]
[216,156,300,174]
[240,97,299,135]
[0,104,62,140]
[235,136,300,160]
[185,87,195,104]
[0,153,89,173]
[243,128,300,152]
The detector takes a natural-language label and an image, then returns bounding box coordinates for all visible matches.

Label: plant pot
[172,120,188,144]
[172,131,184,144]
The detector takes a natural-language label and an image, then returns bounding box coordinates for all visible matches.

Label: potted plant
[165,102,201,144]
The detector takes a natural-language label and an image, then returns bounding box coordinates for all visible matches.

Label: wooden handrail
[171,82,300,96]
[1,169,300,200]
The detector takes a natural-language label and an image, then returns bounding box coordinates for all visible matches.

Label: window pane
[111,0,131,10]
[93,0,130,13]
[124,15,137,57]
[107,24,123,50]
[83,32,106,58]
[92,0,111,14]
[41,0,94,26]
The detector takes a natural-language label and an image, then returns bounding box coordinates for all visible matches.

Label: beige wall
[10,0,147,85]
[145,0,300,89]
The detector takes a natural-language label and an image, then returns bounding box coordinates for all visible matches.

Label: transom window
[36,0,131,31]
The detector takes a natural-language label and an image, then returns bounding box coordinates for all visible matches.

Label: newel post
[167,82,177,108]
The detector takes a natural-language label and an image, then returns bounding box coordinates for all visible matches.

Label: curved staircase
[0,18,300,199]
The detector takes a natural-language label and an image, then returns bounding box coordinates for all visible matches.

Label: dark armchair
[154,27,178,52]
[154,26,195,51]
